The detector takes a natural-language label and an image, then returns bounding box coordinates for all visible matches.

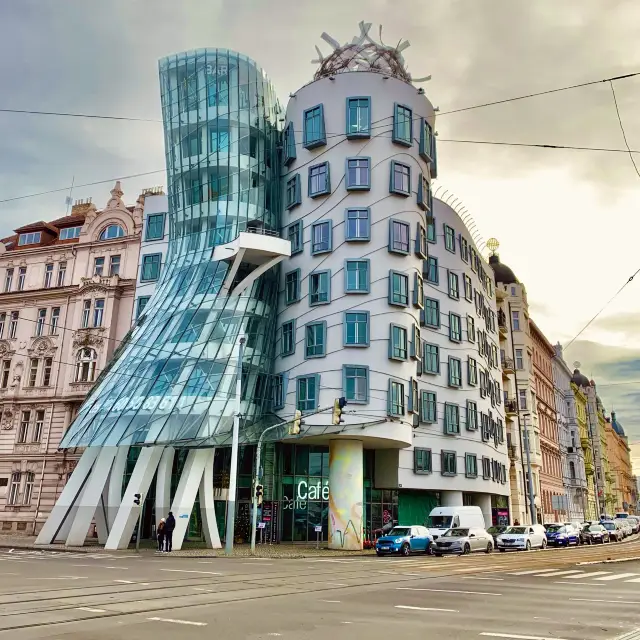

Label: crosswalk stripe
[507,569,565,576]
[623,577,640,583]
[562,571,611,579]
[537,570,585,577]
[594,573,639,581]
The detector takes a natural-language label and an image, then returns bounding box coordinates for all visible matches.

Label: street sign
[258,522,266,529]
[314,525,322,533]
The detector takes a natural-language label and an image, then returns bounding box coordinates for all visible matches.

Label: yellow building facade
[605,412,635,514]
[573,382,597,519]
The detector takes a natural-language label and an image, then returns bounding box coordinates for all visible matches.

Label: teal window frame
[345,259,370,293]
[420,391,437,424]
[281,320,296,356]
[465,453,478,478]
[272,373,287,411]
[309,270,331,306]
[460,236,469,263]
[444,403,460,435]
[409,377,419,413]
[448,270,460,300]
[346,97,371,139]
[449,312,462,342]
[482,456,491,480]
[141,253,162,282]
[136,296,150,319]
[311,220,332,255]
[466,400,478,430]
[448,357,462,387]
[345,157,371,190]
[463,274,473,301]
[389,270,409,307]
[286,174,301,210]
[345,208,370,241]
[390,161,411,196]
[414,448,432,474]
[388,379,405,416]
[388,219,410,254]
[297,374,320,412]
[303,104,326,149]
[283,121,296,166]
[424,256,439,284]
[145,213,165,241]
[423,342,439,374]
[444,224,456,253]
[305,321,327,359]
[441,450,457,476]
[423,297,440,329]
[417,173,432,211]
[419,117,434,162]
[413,273,424,308]
[393,103,413,146]
[410,323,422,360]
[468,357,478,386]
[308,162,331,197]
[344,311,369,347]
[343,365,369,404]
[415,222,427,259]
[288,220,303,255]
[285,268,301,305]
[427,216,436,243]
[210,128,229,154]
[389,324,408,361]
[467,315,476,342]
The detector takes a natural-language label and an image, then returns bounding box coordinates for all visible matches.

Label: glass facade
[60,50,282,449]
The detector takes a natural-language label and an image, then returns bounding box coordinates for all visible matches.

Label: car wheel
[486,542,493,554]
[425,541,433,556]
[463,543,471,555]
[376,551,384,556]
[499,548,506,552]
[541,539,547,549]
[434,553,442,558]
[401,543,410,557]
[526,540,531,551]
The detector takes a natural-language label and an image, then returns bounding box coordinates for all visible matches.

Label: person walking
[164,511,176,552]
[157,518,166,552]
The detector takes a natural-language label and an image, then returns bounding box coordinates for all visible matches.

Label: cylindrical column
[328,439,363,551]
[441,491,464,507]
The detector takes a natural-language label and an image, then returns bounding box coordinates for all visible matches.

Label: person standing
[165,511,176,552]
[157,518,166,552]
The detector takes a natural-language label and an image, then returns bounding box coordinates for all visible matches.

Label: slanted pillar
[155,446,175,530]
[199,448,221,549]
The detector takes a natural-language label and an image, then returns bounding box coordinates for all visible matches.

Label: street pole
[522,415,536,525]
[135,495,143,553]
[225,334,245,556]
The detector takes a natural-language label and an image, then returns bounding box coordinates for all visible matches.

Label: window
[1,361,10,389]
[0,313,5,338]
[423,342,439,374]
[80,300,90,329]
[285,269,301,305]
[467,315,476,343]
[42,358,52,387]
[281,320,296,356]
[448,271,459,299]
[22,472,34,506]
[448,357,462,387]
[17,267,26,291]
[449,313,462,342]
[18,410,30,443]
[388,380,405,416]
[345,260,369,293]
[345,208,370,241]
[272,373,286,410]
[136,297,150,319]
[302,222,331,259]
[287,221,303,255]
[93,257,105,276]
[27,358,38,387]
[441,451,457,476]
[413,273,424,308]
[141,254,162,282]
[109,255,121,277]
[43,263,54,288]
[145,213,165,240]
[345,157,371,190]
[211,127,231,154]
[514,348,524,370]
[285,174,301,210]
[344,312,369,346]
[389,271,409,306]
[460,237,469,263]
[468,357,478,385]
[519,389,528,410]
[424,298,440,328]
[309,270,331,305]
[8,311,18,339]
[444,225,456,253]
[420,391,437,423]
[512,310,521,331]
[33,410,45,442]
[303,104,326,149]
[569,461,576,479]
[417,174,431,211]
[390,161,411,196]
[305,321,326,358]
[297,374,319,411]
[463,274,473,301]
[425,256,438,284]
[33,308,47,337]
[18,232,41,246]
[56,262,67,287]
[465,453,478,478]
[346,97,371,138]
[393,103,413,146]
[419,117,434,162]
[427,217,436,244]
[389,219,410,254]
[414,448,432,473]
[466,401,478,430]
[343,365,368,403]
[308,162,331,197]
[75,347,98,382]
[4,269,13,292]
[283,121,296,165]
[182,130,201,157]
[8,473,20,505]
[415,223,428,259]
[99,225,125,241]
[59,226,82,240]
[389,324,408,360]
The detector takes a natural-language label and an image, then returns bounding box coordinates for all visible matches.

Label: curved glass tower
[61,49,282,449]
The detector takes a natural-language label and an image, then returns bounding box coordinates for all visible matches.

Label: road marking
[594,573,639,581]
[242,562,273,565]
[570,598,640,605]
[463,577,504,581]
[561,571,610,579]
[160,569,222,575]
[479,633,570,640]
[554,582,600,586]
[267,634,281,637]
[506,569,567,576]
[321,600,341,603]
[396,587,501,596]
[148,617,207,626]
[315,582,348,587]
[193,587,215,592]
[76,607,106,613]
[537,570,584,577]
[29,576,87,580]
[395,605,458,613]
[624,578,640,583]
[114,579,136,584]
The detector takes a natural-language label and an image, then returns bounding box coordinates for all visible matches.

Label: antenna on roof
[65,176,75,214]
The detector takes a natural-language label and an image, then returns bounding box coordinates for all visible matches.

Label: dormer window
[59,226,82,240]
[18,232,41,246]
[99,225,125,241]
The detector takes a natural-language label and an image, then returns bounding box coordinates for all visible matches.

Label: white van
[426,506,486,540]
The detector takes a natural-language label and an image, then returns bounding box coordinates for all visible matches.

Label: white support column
[170,449,210,551]
[105,446,164,550]
[199,448,221,549]
[107,446,130,529]
[155,446,175,530]
[94,487,110,545]
[35,447,100,545]
[66,447,118,547]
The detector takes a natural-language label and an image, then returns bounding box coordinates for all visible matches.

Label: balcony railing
[501,357,515,372]
[508,444,518,461]
[505,398,518,414]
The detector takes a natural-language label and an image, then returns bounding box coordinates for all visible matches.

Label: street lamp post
[522,413,537,525]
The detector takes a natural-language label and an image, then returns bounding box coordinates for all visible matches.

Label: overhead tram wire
[608,80,640,179]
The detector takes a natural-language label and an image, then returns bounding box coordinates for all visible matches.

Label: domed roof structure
[489,254,518,285]
[611,411,626,437]
[571,369,590,388]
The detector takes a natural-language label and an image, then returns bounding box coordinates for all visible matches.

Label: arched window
[99,225,125,241]
[75,348,97,382]
[569,461,576,480]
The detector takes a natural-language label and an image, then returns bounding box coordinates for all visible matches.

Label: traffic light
[289,410,302,435]
[255,484,264,505]
[134,493,142,506]
[332,397,347,425]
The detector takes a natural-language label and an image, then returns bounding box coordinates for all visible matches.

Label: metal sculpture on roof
[312,21,431,84]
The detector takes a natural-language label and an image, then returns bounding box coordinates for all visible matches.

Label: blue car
[545,524,579,547]
[375,525,432,557]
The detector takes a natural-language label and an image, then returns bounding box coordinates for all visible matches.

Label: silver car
[433,527,494,556]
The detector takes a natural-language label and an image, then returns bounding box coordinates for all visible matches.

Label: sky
[0,0,639,436]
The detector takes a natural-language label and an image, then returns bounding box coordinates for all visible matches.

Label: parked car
[601,520,623,542]
[617,519,633,537]
[496,524,547,551]
[626,516,640,534]
[375,525,432,557]
[545,524,580,547]
[582,524,610,544]
[433,527,494,556]
[487,525,508,544]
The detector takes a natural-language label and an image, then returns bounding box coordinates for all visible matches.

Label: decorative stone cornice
[27,336,57,358]
[72,328,105,349]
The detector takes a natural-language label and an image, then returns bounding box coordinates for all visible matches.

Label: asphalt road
[2,539,640,639]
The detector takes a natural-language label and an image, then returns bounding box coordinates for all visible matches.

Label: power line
[608,80,640,179]
[437,138,640,154]
[0,108,160,123]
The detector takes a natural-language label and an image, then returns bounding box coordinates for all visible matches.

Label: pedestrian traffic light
[289,410,302,435]
[332,397,347,425]
[255,484,264,505]
[134,493,141,506]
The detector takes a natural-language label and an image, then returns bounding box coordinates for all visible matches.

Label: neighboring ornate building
[605,411,635,514]
[0,183,143,533]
